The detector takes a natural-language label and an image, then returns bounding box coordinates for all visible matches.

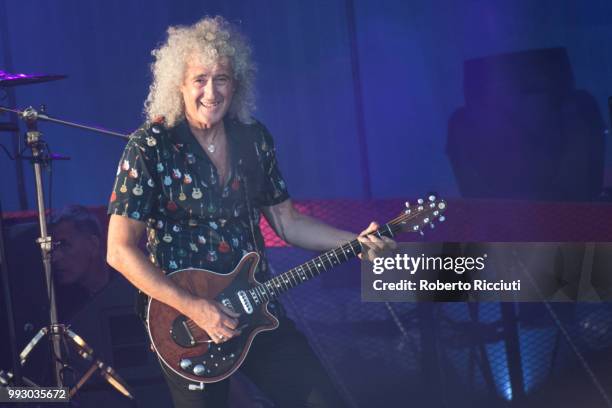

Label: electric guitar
[147,196,447,383]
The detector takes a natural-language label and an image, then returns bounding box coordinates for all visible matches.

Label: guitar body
[147,252,279,383]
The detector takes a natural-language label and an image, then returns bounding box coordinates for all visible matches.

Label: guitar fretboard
[250,222,402,302]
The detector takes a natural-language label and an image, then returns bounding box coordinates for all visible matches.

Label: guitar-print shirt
[107,117,289,280]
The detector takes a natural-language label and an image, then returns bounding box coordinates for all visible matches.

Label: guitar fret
[342,244,351,260]
[257,285,268,301]
[386,224,394,237]
[265,281,276,298]
[305,262,315,277]
[275,276,287,292]
[324,252,332,267]
[349,242,358,257]
[293,270,299,285]
[317,256,327,272]
[261,285,270,301]
[282,274,291,289]
[288,269,298,286]
[298,266,308,281]
[278,276,287,292]
[332,249,341,263]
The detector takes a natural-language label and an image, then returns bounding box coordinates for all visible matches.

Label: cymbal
[0,70,66,87]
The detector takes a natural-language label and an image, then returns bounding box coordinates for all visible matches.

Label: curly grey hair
[144,16,256,127]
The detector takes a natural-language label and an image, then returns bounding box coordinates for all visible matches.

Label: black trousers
[160,316,348,408]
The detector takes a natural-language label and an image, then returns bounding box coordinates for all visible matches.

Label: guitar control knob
[417,198,424,204]
[193,364,206,376]
[180,359,192,370]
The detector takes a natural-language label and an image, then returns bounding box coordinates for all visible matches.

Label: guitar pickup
[237,291,253,314]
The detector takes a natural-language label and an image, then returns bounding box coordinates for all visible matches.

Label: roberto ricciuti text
[372,279,521,292]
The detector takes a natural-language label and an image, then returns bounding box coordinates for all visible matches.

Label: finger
[212,327,240,343]
[382,236,398,249]
[223,318,239,330]
[219,314,239,330]
[358,236,376,251]
[219,304,241,318]
[358,238,380,259]
[367,221,379,233]
[362,235,386,251]
[359,221,379,237]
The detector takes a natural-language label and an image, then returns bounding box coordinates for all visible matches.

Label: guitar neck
[254,222,401,301]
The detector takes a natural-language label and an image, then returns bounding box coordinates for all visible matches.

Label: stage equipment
[448,47,605,201]
[0,70,66,87]
[0,103,129,399]
[147,198,446,383]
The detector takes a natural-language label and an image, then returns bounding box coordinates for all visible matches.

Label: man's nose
[204,78,216,96]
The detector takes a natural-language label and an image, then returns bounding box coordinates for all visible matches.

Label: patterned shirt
[107,117,289,279]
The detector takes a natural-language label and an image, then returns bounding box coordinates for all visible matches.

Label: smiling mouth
[200,101,221,109]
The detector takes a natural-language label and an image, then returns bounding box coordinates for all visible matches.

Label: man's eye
[214,77,229,84]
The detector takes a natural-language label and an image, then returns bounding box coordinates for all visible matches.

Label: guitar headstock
[394,194,447,236]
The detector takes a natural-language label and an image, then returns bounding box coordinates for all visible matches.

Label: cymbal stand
[0,105,133,398]
[19,110,64,386]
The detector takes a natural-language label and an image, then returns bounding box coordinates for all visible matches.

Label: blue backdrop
[1,0,612,211]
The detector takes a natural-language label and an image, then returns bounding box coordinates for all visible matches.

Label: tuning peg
[405,201,410,208]
[430,223,435,229]
[419,230,424,236]
[428,195,436,202]
[423,217,430,224]
[404,208,412,214]
[429,202,436,208]
[417,198,424,205]
[412,225,419,232]
[439,216,446,222]
[433,210,439,216]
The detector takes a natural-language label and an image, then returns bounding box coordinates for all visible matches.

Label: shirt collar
[169,116,239,162]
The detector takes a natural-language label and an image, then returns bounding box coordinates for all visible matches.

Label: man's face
[51,221,98,285]
[180,57,235,129]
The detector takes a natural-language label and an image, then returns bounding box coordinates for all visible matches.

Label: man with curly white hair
[106,15,393,407]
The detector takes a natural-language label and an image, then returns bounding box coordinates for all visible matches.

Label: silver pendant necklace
[206,133,218,154]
